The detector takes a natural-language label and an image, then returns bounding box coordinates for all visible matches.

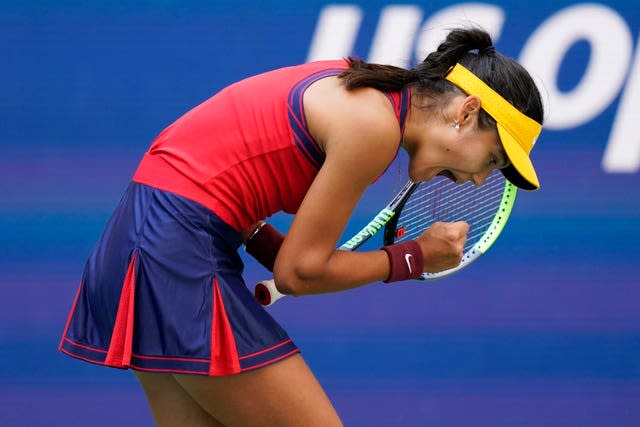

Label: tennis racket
[255,169,516,306]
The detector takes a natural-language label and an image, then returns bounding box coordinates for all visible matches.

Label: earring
[454,121,460,131]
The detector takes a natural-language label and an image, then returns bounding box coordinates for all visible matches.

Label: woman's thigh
[134,370,224,427]
[174,354,343,427]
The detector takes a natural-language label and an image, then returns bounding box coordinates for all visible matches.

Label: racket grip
[254,279,286,307]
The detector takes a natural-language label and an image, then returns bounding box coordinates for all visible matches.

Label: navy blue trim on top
[287,68,345,169]
[398,86,411,137]
[382,86,412,140]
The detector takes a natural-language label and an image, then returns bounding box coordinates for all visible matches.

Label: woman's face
[403,94,509,184]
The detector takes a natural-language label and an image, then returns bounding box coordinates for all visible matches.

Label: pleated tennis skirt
[59,182,298,375]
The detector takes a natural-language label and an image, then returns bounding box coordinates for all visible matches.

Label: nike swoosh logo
[404,254,413,274]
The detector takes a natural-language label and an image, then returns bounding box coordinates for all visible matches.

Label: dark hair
[338,27,544,129]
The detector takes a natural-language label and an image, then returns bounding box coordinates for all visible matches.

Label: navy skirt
[60,182,298,375]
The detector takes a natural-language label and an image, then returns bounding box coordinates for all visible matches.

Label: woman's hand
[415,221,469,272]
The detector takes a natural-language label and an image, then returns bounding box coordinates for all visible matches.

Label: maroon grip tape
[245,224,284,272]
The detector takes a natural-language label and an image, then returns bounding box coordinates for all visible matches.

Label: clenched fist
[415,221,469,273]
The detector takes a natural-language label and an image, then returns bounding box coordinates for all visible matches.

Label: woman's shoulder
[304,76,402,152]
[304,77,401,176]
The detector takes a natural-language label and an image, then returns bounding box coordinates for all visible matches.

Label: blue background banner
[1,1,639,425]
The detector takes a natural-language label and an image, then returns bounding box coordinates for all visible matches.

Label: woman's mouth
[437,170,457,183]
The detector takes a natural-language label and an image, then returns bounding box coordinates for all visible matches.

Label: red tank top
[132,60,411,231]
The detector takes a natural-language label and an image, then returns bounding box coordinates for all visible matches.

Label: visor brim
[497,123,540,190]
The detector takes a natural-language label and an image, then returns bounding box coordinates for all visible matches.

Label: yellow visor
[445,63,542,190]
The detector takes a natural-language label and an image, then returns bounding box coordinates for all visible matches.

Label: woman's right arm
[272,78,466,295]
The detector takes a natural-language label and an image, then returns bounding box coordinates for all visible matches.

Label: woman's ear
[455,95,482,127]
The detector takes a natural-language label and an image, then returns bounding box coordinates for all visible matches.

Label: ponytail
[338,27,543,127]
[338,58,417,92]
[414,27,495,95]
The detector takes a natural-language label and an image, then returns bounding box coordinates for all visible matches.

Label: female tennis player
[60,27,543,426]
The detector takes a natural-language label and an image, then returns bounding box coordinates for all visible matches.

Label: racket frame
[341,181,418,251]
[255,175,517,306]
[385,180,517,280]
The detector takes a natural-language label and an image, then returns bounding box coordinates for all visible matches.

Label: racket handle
[254,279,286,307]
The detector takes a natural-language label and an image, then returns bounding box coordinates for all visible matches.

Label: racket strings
[402,177,502,220]
[400,185,503,230]
[399,181,502,229]
[393,172,506,252]
[402,181,502,227]
[397,203,500,249]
